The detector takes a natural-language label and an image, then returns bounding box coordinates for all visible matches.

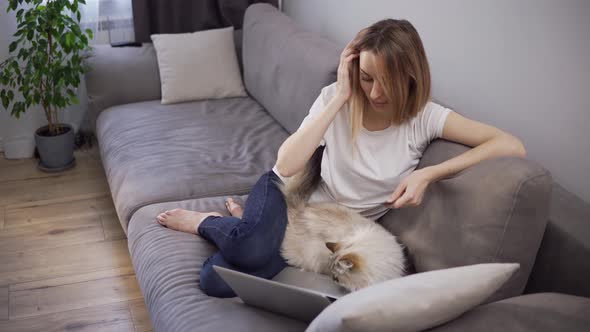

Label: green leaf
[9,41,18,53]
[8,1,17,11]
[85,29,93,40]
[1,94,9,109]
[16,21,27,30]
[17,47,27,59]
[12,102,25,118]
[66,32,74,48]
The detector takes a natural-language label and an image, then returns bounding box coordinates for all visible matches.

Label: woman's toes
[224,198,243,217]
[229,199,241,210]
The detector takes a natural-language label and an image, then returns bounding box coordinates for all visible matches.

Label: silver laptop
[213,265,349,322]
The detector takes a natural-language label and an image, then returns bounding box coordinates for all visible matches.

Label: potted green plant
[0,0,92,171]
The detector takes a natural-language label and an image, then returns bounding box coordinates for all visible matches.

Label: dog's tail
[277,145,325,211]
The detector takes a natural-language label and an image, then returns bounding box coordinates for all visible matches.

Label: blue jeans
[197,170,289,298]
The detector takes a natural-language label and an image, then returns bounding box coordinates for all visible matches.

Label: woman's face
[359,50,390,113]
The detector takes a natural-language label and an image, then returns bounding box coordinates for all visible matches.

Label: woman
[156,19,526,298]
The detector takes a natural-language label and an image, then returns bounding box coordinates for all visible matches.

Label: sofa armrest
[525,183,590,297]
[379,138,553,303]
[83,43,162,131]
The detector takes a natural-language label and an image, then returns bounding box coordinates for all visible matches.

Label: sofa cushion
[428,293,590,332]
[96,97,289,230]
[127,196,306,332]
[378,139,553,303]
[242,3,341,134]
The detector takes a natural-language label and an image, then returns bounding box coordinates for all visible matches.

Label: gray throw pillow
[306,263,519,332]
[151,26,247,104]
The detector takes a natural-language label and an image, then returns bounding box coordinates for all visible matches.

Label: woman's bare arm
[276,37,359,177]
[385,111,526,209]
[275,94,347,177]
[426,111,526,182]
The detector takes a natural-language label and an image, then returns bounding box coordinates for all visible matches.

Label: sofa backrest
[83,30,244,132]
[378,139,553,303]
[242,4,340,134]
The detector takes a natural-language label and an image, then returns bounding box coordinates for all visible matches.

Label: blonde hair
[348,19,431,158]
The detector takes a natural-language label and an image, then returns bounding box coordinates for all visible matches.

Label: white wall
[283,0,590,204]
[0,1,88,156]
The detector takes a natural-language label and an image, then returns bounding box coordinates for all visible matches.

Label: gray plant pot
[34,123,76,172]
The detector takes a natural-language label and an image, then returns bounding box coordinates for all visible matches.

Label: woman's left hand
[384,168,434,209]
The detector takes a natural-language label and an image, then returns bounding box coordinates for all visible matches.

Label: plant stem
[46,17,55,135]
[54,106,60,135]
[43,105,52,133]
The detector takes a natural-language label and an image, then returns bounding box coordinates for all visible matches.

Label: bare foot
[225,197,244,218]
[156,208,222,234]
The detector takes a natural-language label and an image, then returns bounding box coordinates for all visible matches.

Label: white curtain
[79,0,135,44]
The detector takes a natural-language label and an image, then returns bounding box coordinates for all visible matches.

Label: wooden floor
[0,147,152,332]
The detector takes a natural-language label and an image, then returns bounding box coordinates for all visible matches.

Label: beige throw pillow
[151,26,247,104]
[306,263,519,332]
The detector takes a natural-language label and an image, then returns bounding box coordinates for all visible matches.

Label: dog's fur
[276,147,406,291]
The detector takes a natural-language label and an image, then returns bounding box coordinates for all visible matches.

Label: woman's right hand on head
[335,39,359,103]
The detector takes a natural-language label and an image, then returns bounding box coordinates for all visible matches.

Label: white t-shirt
[272,82,452,221]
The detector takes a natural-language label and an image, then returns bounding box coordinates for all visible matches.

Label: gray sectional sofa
[85,4,590,332]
